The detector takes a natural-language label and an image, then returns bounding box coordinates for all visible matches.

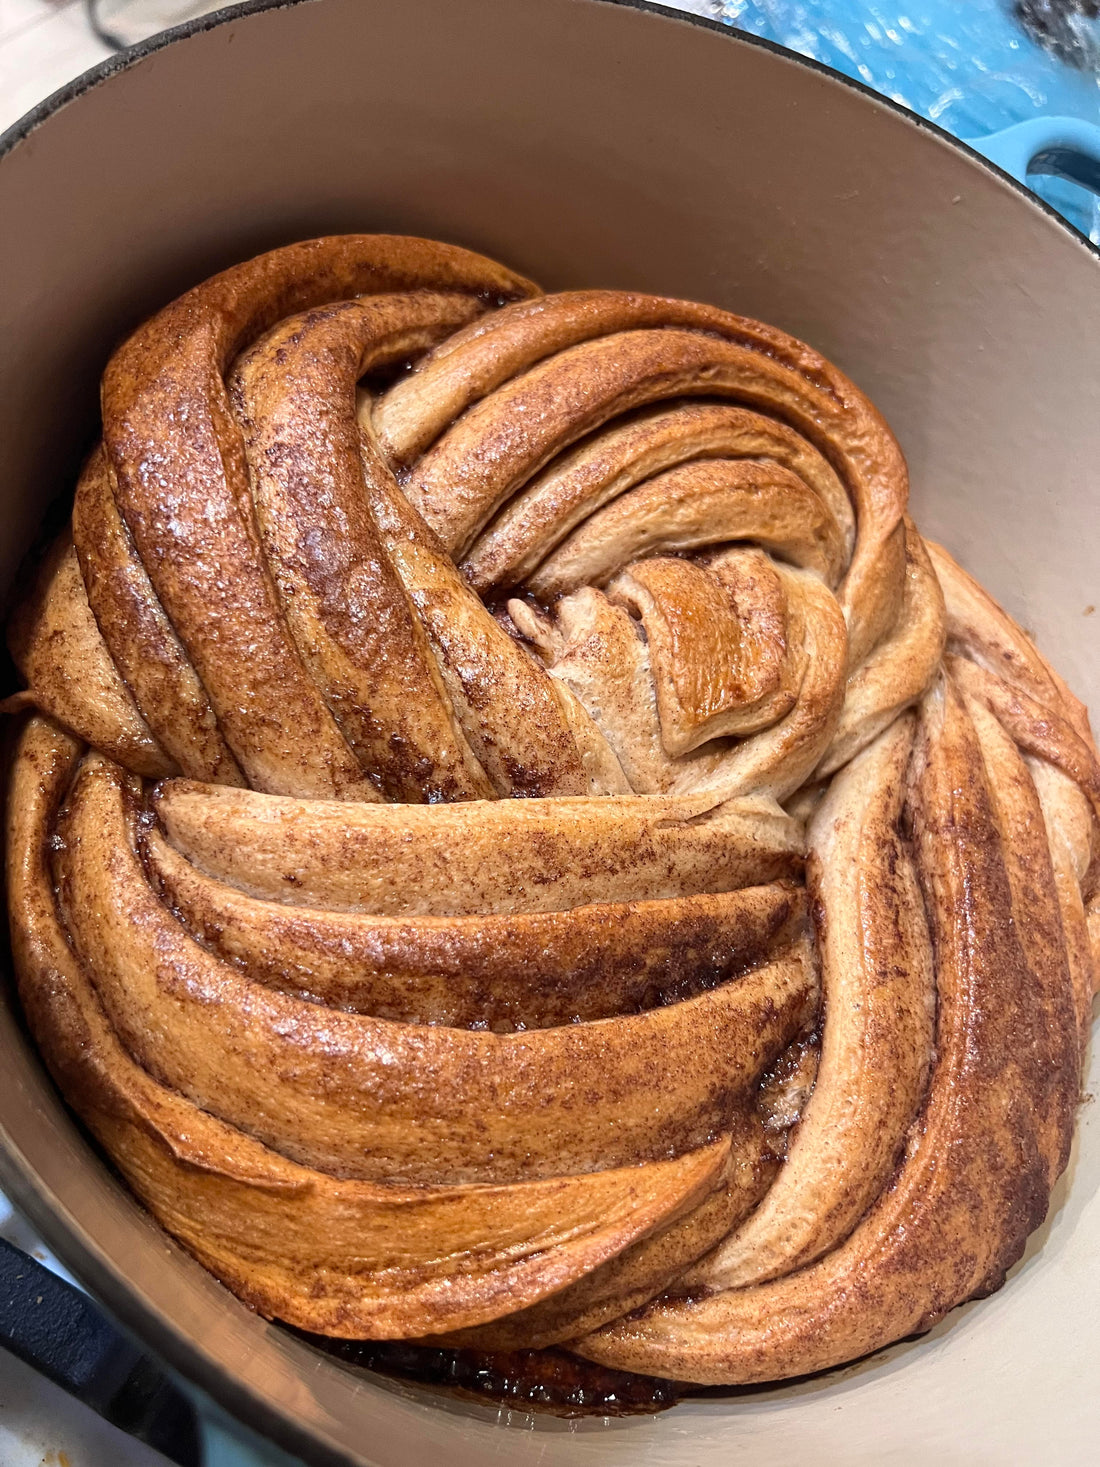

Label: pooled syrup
[306,1337,682,1417]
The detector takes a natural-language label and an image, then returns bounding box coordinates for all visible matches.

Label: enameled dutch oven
[0,3,1097,1463]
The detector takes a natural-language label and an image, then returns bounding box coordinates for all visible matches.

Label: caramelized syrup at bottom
[304,1337,681,1416]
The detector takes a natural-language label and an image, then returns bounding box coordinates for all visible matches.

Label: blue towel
[695,0,1100,238]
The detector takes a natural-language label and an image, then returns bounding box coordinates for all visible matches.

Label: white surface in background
[0,1,111,133]
[0,1,727,138]
[0,1,231,134]
[0,1187,78,1287]
[0,1347,174,1467]
[0,1196,174,1464]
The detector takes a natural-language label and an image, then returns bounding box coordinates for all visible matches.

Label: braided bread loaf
[6,235,1098,1386]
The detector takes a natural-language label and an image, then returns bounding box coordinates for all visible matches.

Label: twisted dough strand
[578,672,1082,1382]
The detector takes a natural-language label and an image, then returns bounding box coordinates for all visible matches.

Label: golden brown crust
[57,754,815,1185]
[681,713,934,1293]
[473,401,851,598]
[100,236,537,799]
[402,318,906,665]
[425,1114,776,1351]
[147,831,801,1027]
[576,674,1082,1382]
[151,779,803,915]
[6,529,173,775]
[72,447,245,785]
[228,293,494,801]
[3,717,753,1339]
[5,235,1095,1385]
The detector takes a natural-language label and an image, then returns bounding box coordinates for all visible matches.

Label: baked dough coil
[6,236,1098,1380]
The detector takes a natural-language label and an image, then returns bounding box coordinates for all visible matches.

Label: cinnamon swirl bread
[6,234,1097,1388]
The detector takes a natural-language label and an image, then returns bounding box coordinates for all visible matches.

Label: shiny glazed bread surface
[6,235,1098,1383]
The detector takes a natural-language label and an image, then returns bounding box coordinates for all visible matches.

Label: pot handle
[963,116,1100,196]
[0,1234,202,1465]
